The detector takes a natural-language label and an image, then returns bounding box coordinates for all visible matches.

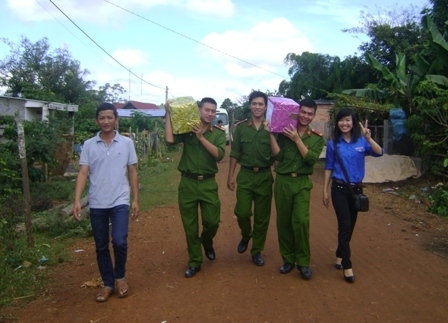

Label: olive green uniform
[230,119,273,255]
[173,126,226,268]
[273,127,324,267]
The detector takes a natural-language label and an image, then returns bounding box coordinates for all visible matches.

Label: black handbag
[334,143,369,212]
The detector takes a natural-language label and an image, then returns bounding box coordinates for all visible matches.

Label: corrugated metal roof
[117,109,165,117]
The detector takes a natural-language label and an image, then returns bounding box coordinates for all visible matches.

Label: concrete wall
[0,97,26,120]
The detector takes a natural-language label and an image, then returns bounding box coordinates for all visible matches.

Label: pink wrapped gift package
[266,97,300,133]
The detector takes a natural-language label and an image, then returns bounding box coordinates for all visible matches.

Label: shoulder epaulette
[213,125,225,131]
[235,119,247,126]
[311,129,323,136]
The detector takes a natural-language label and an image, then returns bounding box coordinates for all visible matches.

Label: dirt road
[2,147,448,322]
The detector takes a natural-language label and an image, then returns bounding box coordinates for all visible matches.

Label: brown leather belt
[277,173,307,178]
[181,173,215,180]
[333,179,362,188]
[241,165,270,172]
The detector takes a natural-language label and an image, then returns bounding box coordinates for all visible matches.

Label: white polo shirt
[80,131,138,209]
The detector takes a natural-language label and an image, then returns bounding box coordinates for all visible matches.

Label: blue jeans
[90,204,129,288]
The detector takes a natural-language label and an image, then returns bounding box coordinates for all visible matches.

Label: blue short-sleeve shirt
[325,136,383,183]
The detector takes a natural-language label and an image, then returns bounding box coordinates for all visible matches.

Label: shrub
[428,186,448,217]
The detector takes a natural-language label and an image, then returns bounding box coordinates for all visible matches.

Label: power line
[103,0,289,79]
[35,0,118,70]
[48,0,166,90]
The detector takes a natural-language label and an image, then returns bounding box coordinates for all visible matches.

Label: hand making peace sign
[359,120,371,140]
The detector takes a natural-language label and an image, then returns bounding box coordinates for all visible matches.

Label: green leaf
[426,74,448,87]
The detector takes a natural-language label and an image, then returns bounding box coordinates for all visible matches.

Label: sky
[1,0,430,107]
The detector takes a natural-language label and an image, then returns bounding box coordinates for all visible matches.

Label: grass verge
[138,150,181,210]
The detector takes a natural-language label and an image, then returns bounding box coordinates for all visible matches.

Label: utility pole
[128,68,131,101]
[165,86,169,102]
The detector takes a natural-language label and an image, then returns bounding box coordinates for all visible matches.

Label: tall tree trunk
[16,118,34,247]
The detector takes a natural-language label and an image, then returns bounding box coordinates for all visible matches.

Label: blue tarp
[389,108,406,141]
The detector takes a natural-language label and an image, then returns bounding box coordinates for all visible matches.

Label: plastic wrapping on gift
[169,96,201,134]
[266,97,300,133]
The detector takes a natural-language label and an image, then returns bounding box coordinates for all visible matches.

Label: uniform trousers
[274,174,312,266]
[178,176,220,268]
[331,181,362,269]
[234,167,273,255]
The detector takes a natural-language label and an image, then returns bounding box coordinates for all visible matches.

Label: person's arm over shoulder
[270,133,284,162]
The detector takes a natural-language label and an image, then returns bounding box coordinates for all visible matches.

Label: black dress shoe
[297,266,312,280]
[280,262,294,274]
[344,270,355,283]
[204,248,215,261]
[184,267,201,278]
[252,253,265,266]
[344,275,355,283]
[237,239,249,254]
[335,263,343,270]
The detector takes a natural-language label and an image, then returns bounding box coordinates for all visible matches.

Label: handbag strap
[334,142,357,197]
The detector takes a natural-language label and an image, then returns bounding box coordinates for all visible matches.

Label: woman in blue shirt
[323,108,383,283]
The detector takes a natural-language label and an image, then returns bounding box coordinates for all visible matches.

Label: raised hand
[263,120,271,133]
[359,120,371,139]
[283,124,300,143]
[192,123,204,140]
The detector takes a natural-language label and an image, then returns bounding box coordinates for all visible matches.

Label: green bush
[31,177,74,201]
[32,211,92,239]
[428,186,448,217]
[0,195,25,253]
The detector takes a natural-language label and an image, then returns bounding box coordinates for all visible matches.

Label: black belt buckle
[197,175,204,180]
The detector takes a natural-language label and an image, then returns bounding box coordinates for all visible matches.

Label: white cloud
[201,17,312,77]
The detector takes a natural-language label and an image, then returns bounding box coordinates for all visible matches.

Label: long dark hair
[332,108,361,143]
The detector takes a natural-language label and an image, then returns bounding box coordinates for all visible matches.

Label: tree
[97,83,127,103]
[343,4,426,71]
[279,52,376,101]
[419,14,448,86]
[0,36,93,103]
[220,98,237,124]
[424,0,448,37]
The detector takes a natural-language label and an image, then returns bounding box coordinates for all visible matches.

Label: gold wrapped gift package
[168,96,201,134]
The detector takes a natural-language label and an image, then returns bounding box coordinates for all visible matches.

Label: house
[0,96,78,138]
[114,100,165,118]
[117,100,159,110]
[0,96,78,122]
